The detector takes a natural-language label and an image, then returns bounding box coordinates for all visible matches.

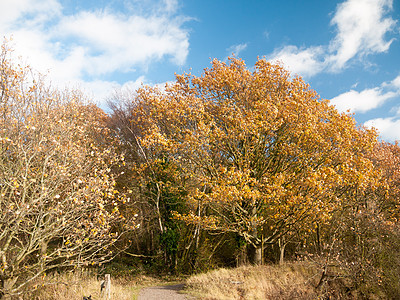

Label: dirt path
[138,283,190,300]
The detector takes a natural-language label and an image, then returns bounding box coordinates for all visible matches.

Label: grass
[19,261,358,299]
[185,262,324,300]
[26,271,187,300]
[27,272,136,300]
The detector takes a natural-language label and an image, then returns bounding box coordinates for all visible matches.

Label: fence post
[102,274,111,300]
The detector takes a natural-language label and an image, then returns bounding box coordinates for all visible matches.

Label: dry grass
[24,272,185,300]
[185,262,321,300]
[16,262,354,299]
[24,272,139,300]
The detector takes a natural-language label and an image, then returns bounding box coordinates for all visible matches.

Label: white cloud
[0,0,190,107]
[120,77,147,92]
[74,76,147,110]
[330,73,400,114]
[124,0,180,16]
[8,29,86,81]
[330,73,400,142]
[389,75,400,88]
[268,0,396,77]
[364,117,400,141]
[328,0,396,71]
[330,87,397,113]
[226,43,247,57]
[0,0,61,31]
[163,0,179,14]
[268,45,326,77]
[56,11,189,75]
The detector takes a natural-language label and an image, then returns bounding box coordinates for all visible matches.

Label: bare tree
[0,42,124,298]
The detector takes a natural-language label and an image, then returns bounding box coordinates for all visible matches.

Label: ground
[138,283,190,300]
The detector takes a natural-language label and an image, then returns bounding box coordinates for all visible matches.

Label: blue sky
[1,0,400,141]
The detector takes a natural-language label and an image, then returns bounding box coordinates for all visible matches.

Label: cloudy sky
[1,0,399,141]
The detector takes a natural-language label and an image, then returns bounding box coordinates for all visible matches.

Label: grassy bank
[19,260,392,299]
[185,261,352,300]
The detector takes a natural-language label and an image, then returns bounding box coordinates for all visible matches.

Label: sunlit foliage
[122,57,380,265]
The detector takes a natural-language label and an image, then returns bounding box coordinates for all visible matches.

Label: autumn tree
[370,141,400,220]
[324,141,400,298]
[108,93,190,272]
[120,57,379,265]
[0,43,125,298]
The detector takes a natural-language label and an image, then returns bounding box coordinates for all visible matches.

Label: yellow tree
[125,57,379,264]
[0,43,125,298]
[108,91,192,272]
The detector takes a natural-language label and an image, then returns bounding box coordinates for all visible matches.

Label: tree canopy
[2,42,399,298]
[112,57,381,264]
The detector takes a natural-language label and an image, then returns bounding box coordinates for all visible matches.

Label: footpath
[138,283,190,300]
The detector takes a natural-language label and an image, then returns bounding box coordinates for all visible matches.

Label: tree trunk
[316,222,321,254]
[236,244,247,267]
[248,207,262,265]
[248,244,262,265]
[254,246,262,265]
[278,237,286,265]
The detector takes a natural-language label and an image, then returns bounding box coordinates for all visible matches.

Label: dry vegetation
[25,272,187,300]
[24,272,135,300]
[185,261,355,300]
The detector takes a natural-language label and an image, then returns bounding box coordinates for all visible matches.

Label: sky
[1,0,400,142]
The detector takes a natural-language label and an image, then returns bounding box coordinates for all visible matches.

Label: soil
[138,283,191,300]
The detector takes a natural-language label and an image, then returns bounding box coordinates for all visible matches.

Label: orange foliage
[127,57,380,256]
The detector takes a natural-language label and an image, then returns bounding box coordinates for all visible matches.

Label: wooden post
[102,274,111,300]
